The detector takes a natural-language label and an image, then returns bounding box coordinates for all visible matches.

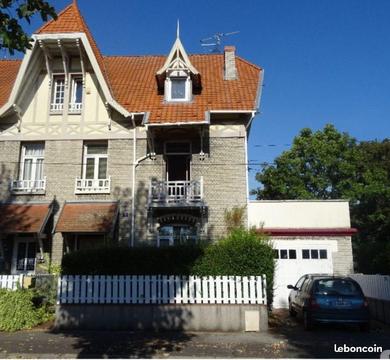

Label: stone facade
[0,125,248,265]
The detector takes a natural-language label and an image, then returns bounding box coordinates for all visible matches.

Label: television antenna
[200,31,240,53]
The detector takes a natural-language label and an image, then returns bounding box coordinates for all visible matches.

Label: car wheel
[303,311,313,331]
[289,304,297,317]
[359,323,370,332]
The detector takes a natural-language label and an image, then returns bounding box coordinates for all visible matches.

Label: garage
[272,239,336,308]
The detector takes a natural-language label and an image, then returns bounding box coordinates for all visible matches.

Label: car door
[294,278,311,315]
[290,275,306,309]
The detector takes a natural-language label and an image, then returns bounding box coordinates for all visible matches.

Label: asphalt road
[0,312,389,358]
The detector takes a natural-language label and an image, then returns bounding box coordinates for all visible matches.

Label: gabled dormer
[156,23,201,102]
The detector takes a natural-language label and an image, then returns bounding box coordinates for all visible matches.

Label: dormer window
[165,76,191,102]
[156,24,200,103]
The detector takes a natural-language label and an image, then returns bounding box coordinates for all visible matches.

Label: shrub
[0,288,52,331]
[61,245,205,275]
[224,206,246,232]
[192,228,275,305]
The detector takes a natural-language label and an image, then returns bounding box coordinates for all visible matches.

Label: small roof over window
[0,203,52,234]
[156,22,201,90]
[55,201,118,233]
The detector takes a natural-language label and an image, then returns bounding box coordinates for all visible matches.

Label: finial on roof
[176,19,180,38]
[73,0,78,6]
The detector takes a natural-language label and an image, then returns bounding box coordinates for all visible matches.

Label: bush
[192,228,275,305]
[61,245,205,275]
[0,288,52,331]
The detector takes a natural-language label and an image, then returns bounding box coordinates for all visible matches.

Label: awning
[0,203,52,234]
[55,202,118,233]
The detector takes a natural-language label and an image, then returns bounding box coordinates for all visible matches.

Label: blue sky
[9,0,390,193]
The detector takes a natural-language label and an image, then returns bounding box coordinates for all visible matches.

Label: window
[69,76,83,112]
[302,249,328,260]
[83,143,108,180]
[289,249,297,259]
[171,78,186,99]
[165,76,191,102]
[51,75,65,111]
[275,249,297,260]
[20,143,45,183]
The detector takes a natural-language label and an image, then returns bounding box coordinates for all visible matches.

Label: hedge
[62,229,275,305]
[61,245,205,275]
[192,228,274,305]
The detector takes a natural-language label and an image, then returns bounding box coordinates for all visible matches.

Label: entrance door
[166,155,190,181]
[12,238,37,274]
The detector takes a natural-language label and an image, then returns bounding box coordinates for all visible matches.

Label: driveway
[0,312,389,358]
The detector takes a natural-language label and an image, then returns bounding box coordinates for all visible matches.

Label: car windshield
[314,279,362,296]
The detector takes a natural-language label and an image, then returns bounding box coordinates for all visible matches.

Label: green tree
[1,0,57,54]
[252,124,390,274]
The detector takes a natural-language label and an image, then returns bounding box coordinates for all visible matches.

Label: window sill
[11,189,46,195]
[75,190,111,195]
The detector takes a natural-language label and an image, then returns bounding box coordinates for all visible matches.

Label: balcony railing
[69,102,82,113]
[75,177,111,194]
[149,178,203,205]
[50,103,64,112]
[10,177,46,193]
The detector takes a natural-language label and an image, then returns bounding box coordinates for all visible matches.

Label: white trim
[209,110,256,114]
[165,76,192,102]
[19,142,45,184]
[11,237,38,275]
[146,120,208,127]
[82,142,108,180]
[0,33,146,120]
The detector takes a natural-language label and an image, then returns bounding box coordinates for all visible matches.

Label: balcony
[75,177,111,194]
[149,178,204,206]
[69,102,82,113]
[10,177,46,194]
[50,103,64,113]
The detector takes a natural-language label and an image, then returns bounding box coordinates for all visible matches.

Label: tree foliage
[252,124,390,274]
[0,0,57,54]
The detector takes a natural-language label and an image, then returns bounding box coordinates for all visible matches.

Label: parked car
[287,274,370,331]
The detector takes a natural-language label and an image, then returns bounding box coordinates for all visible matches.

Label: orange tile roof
[0,203,51,234]
[0,60,21,107]
[104,55,261,123]
[36,2,110,90]
[0,2,262,123]
[55,202,118,233]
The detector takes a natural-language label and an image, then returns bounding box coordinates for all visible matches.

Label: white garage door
[272,239,335,309]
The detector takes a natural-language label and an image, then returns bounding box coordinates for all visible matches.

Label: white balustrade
[150,178,203,204]
[75,177,111,194]
[68,102,82,113]
[10,177,46,193]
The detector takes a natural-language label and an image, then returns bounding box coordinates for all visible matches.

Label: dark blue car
[287,275,370,331]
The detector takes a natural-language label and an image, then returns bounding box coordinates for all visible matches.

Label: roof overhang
[0,202,53,235]
[0,33,146,121]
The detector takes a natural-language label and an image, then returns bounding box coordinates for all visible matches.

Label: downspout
[245,111,257,230]
[130,117,154,247]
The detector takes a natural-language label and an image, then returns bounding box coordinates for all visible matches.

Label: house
[0,2,262,274]
[0,3,357,304]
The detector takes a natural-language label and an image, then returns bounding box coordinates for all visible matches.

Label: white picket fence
[350,274,390,301]
[57,275,267,305]
[0,275,23,290]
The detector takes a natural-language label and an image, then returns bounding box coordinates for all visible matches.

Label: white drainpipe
[130,120,154,247]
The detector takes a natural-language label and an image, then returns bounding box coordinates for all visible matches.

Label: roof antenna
[200,31,240,53]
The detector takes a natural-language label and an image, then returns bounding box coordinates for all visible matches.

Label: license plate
[336,300,351,307]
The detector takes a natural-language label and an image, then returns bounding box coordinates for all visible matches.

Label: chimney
[224,46,237,80]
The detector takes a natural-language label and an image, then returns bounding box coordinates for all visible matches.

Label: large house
[0,2,262,274]
[0,3,356,308]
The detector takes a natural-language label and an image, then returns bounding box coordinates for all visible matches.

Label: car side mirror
[287,284,296,290]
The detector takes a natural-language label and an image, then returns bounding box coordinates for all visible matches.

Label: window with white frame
[20,143,45,184]
[83,143,108,180]
[51,75,65,112]
[69,75,83,112]
[165,76,191,102]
